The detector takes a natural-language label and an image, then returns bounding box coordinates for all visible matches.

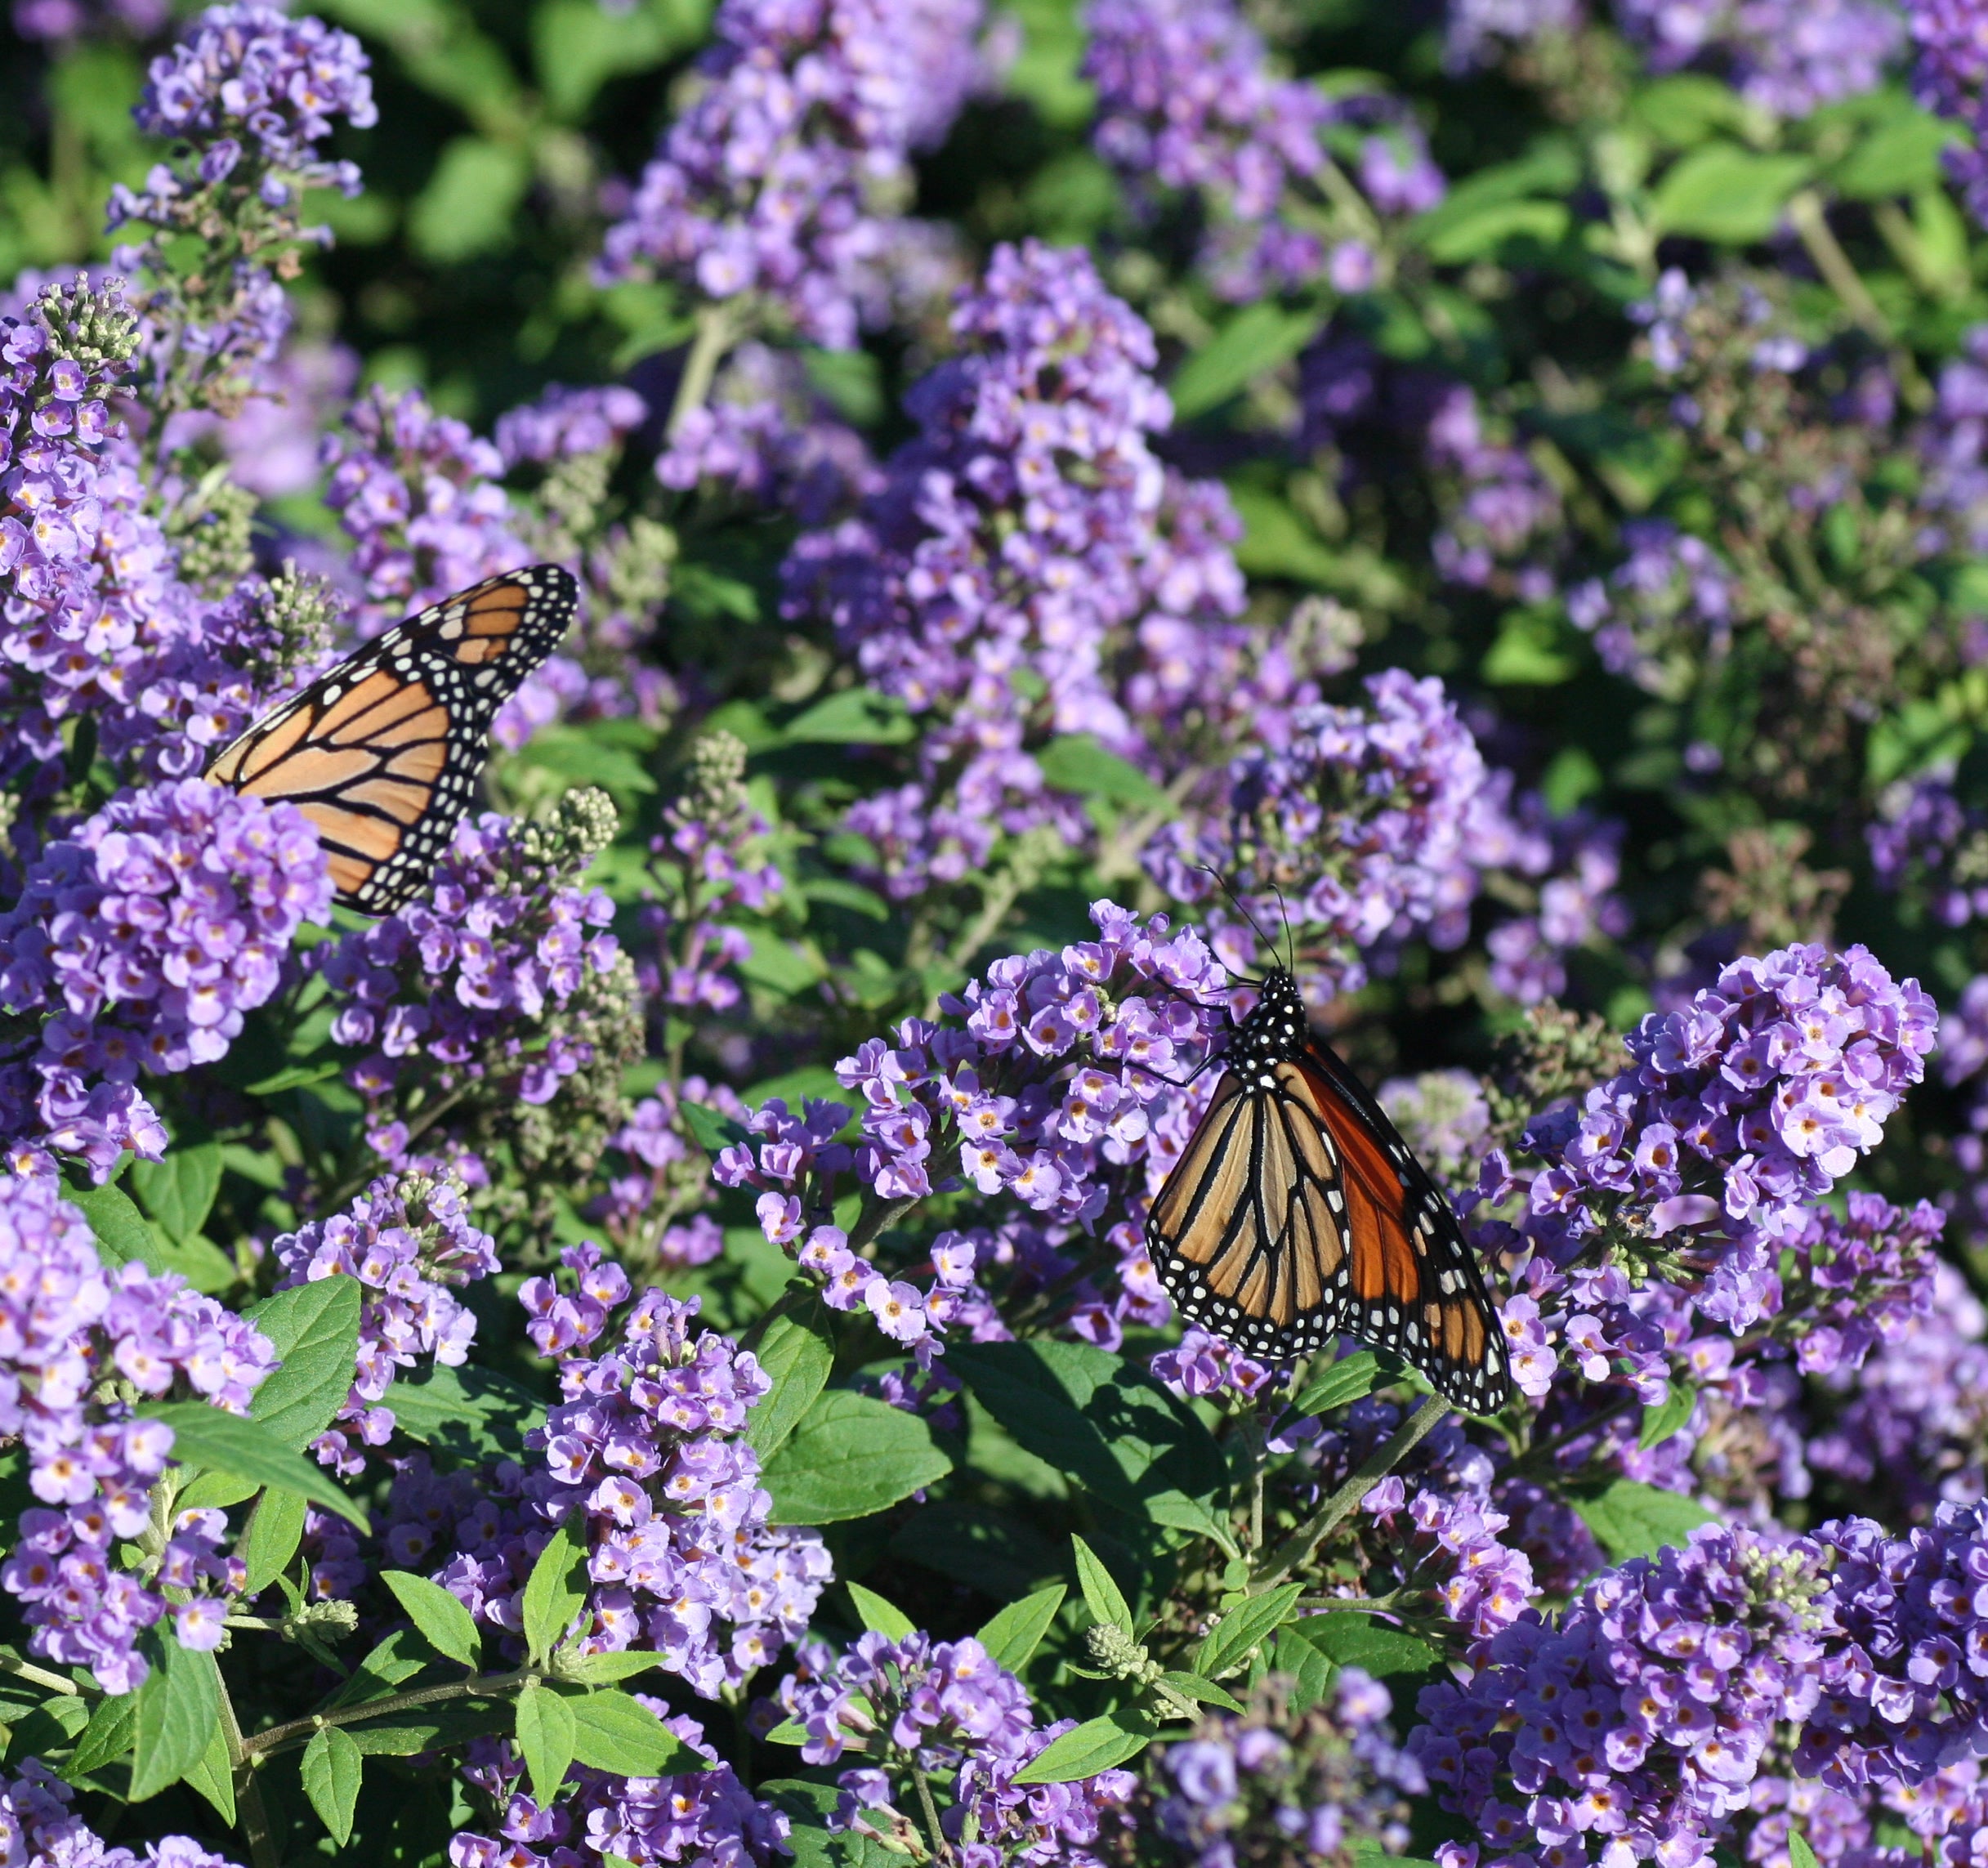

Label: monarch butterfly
[1146,963,1512,1414]
[204,565,577,915]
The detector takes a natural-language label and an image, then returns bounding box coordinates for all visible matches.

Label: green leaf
[1418,198,1568,264]
[129,1638,220,1802]
[514,1682,577,1805]
[1829,104,1955,200]
[947,1340,1226,1523]
[386,1361,542,1468]
[845,1581,918,1642]
[1637,1381,1697,1451]
[1144,1488,1240,1558]
[522,1515,590,1665]
[128,1142,222,1244]
[246,1275,364,1451]
[240,1486,309,1598]
[1034,735,1170,811]
[1788,1831,1821,1868]
[382,1569,481,1669]
[744,1301,834,1463]
[1169,303,1323,418]
[553,1651,668,1684]
[182,1721,235,1826]
[565,1687,706,1777]
[1194,1583,1305,1680]
[1071,1535,1134,1639]
[1651,144,1811,244]
[240,1057,344,1095]
[145,1400,368,1530]
[408,136,531,261]
[1290,1352,1385,1418]
[301,1725,364,1843]
[327,1629,430,1708]
[65,1689,139,1780]
[975,1584,1066,1674]
[1483,610,1578,686]
[1633,73,1758,147]
[762,1390,951,1525]
[1272,1623,1338,1711]
[782,686,915,744]
[1284,1615,1442,1686]
[680,1101,751,1158]
[67,1179,166,1272]
[1570,1478,1717,1562]
[1012,1706,1157,1785]
[1159,1669,1245,1714]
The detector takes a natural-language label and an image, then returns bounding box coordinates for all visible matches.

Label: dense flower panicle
[1567,519,1738,699]
[0,1178,275,1693]
[494,383,649,470]
[1910,0,1988,226]
[1868,775,1988,926]
[12,0,166,40]
[274,1170,499,1473]
[784,240,1247,899]
[1615,0,1901,118]
[1150,669,1496,999]
[0,1762,243,1866]
[593,1077,744,1268]
[774,1626,1137,1860]
[315,793,632,1170]
[440,1255,831,1696]
[720,900,1232,1346]
[449,1712,790,1868]
[1156,1671,1424,1867]
[639,731,784,1015]
[1525,941,1936,1260]
[1357,1475,1538,1644]
[0,780,333,1180]
[595,0,984,346]
[1424,385,1565,601]
[321,384,529,628]
[1082,0,1334,300]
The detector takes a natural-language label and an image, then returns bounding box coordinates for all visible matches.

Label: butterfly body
[1147,966,1511,1414]
[205,565,576,914]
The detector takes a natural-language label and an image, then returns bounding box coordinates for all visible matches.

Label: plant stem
[1249,1392,1450,1591]
[847,1192,917,1255]
[1511,1386,1642,1477]
[668,303,738,440]
[217,1674,282,1868]
[1293,1592,1404,1614]
[239,1665,533,1762]
[1785,190,1891,340]
[908,1759,954,1865]
[0,1650,86,1696]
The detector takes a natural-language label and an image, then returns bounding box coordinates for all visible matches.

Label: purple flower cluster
[0,779,333,1181]
[11,0,166,42]
[274,1169,499,1474]
[1426,386,1565,602]
[1443,0,1584,72]
[1567,520,1737,699]
[1150,670,1497,999]
[638,731,784,1015]
[1484,807,1630,1006]
[1151,1326,1272,1402]
[494,383,649,470]
[0,277,221,791]
[127,4,374,189]
[0,1762,242,1867]
[784,240,1246,900]
[655,343,875,525]
[450,1710,790,1868]
[719,900,1231,1346]
[435,1253,829,1695]
[0,1177,275,1693]
[321,385,529,630]
[1357,1475,1537,1643]
[1081,0,1334,301]
[1615,0,1901,118]
[1867,775,1988,925]
[316,799,626,1166]
[596,0,985,346]
[1524,941,1935,1262]
[1158,1670,1423,1866]
[592,1077,744,1270]
[775,1627,1137,1861]
[1910,0,1988,228]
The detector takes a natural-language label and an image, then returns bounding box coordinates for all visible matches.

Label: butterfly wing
[205,565,577,914]
[1147,1039,1511,1414]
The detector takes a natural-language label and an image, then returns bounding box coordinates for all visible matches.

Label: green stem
[668,304,739,441]
[1511,1386,1642,1477]
[908,1759,954,1865]
[217,1676,282,1868]
[1785,190,1891,339]
[239,1666,534,1763]
[1293,1592,1404,1614]
[1249,1392,1450,1591]
[846,1192,917,1256]
[0,1650,87,1696]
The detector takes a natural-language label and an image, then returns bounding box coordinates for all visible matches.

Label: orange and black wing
[1148,1044,1511,1414]
[204,566,576,914]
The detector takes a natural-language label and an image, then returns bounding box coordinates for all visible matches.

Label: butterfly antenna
[1197,864,1281,979]
[1270,882,1295,974]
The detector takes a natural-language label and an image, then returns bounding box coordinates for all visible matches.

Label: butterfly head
[1229,966,1311,1074]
